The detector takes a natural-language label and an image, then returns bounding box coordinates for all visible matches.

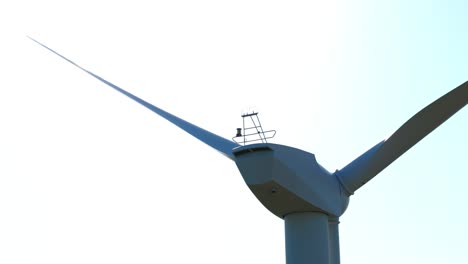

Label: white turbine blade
[29,37,240,160]
[336,81,468,195]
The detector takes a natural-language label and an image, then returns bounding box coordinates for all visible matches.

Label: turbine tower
[30,37,468,264]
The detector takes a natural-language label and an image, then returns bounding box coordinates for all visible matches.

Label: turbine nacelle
[233,143,349,218]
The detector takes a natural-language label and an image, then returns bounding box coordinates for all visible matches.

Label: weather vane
[232,111,276,145]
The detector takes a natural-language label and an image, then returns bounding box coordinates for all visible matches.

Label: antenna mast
[232,111,276,145]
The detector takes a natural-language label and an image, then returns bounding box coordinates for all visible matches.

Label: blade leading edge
[29,37,240,160]
[336,81,468,195]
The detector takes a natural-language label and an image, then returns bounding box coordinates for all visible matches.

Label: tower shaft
[328,218,340,264]
[285,212,330,264]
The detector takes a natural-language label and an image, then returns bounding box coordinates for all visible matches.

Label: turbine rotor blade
[29,37,240,160]
[337,81,468,195]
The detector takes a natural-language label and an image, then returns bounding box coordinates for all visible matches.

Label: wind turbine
[29,37,467,264]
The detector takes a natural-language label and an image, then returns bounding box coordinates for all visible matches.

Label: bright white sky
[1,1,467,263]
